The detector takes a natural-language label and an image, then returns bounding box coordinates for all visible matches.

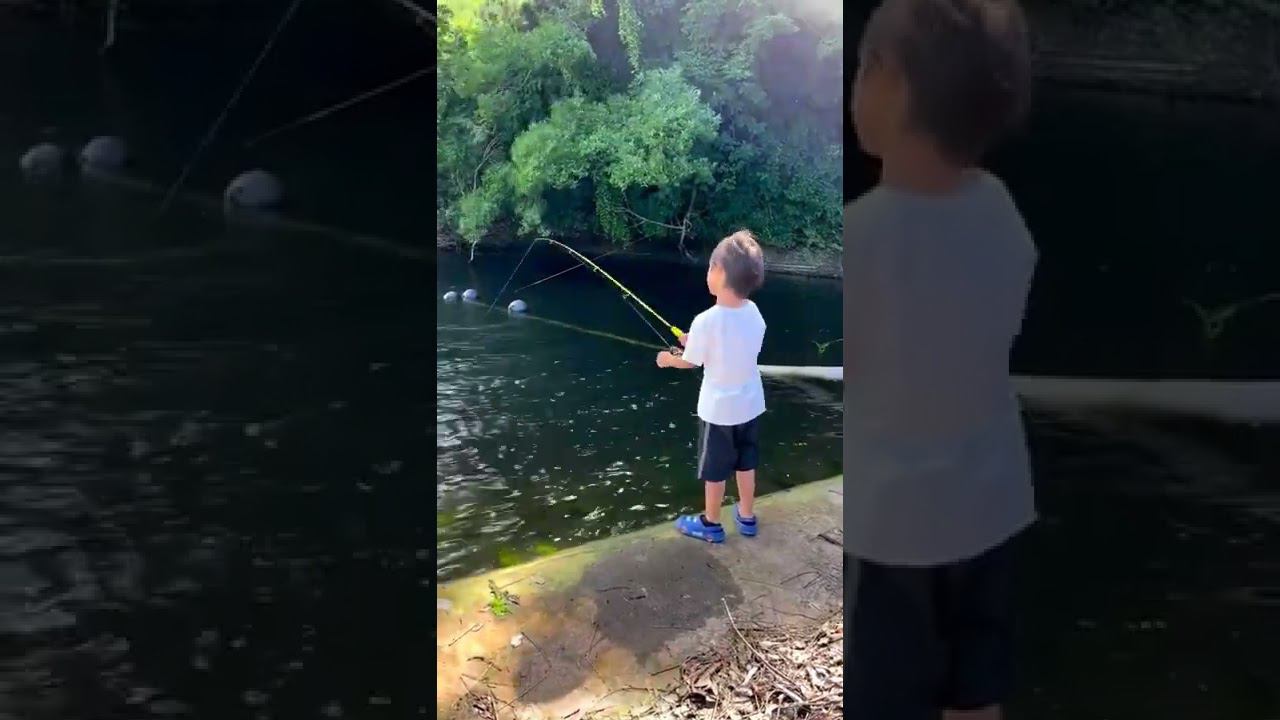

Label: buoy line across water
[442,289,847,379]
[450,297,663,350]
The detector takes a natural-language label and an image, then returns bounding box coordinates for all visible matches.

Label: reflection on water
[0,151,432,717]
[1017,411,1280,719]
[0,4,428,718]
[994,89,1280,380]
[435,251,844,580]
[0,191,431,719]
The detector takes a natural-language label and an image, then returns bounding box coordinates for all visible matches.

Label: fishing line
[486,237,538,314]
[243,65,435,148]
[533,237,685,340]
[459,298,662,350]
[621,294,676,348]
[484,237,684,350]
[155,0,306,219]
[511,249,619,294]
[516,313,663,350]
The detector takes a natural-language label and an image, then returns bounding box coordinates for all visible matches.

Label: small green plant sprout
[813,338,843,355]
[1184,293,1280,342]
[487,580,519,617]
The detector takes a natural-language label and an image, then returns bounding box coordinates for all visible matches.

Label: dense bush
[436,0,843,254]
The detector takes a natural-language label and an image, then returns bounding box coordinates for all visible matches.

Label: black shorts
[695,417,759,482]
[848,536,1019,719]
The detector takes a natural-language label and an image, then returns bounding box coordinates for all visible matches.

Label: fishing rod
[511,249,618,294]
[535,237,685,340]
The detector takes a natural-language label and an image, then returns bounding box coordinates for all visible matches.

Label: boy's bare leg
[945,707,1001,720]
[735,470,756,517]
[704,481,726,524]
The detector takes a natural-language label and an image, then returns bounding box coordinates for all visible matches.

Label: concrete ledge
[436,477,844,718]
[1013,376,1280,424]
[759,366,1280,424]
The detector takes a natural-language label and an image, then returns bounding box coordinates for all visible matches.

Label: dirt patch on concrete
[507,541,741,705]
[580,540,741,657]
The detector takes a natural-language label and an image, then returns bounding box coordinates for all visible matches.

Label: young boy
[845,2,1035,719]
[656,230,766,544]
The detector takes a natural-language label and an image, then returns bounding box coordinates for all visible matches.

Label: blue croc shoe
[734,505,758,537]
[675,514,725,543]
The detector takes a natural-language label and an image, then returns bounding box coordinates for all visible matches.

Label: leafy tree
[508,67,719,245]
[437,14,601,251]
[437,0,843,255]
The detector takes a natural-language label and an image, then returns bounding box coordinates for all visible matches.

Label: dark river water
[2,6,434,719]
[994,90,1280,717]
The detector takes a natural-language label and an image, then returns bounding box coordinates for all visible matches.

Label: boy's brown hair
[860,0,1031,164]
[711,230,765,298]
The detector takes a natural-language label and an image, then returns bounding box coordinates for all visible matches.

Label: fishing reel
[667,346,683,358]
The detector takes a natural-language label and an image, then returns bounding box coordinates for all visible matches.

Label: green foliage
[510,68,719,241]
[437,11,601,239]
[726,141,840,248]
[595,183,630,243]
[813,338,842,355]
[438,0,528,46]
[486,580,518,616]
[616,0,643,72]
[456,163,514,245]
[437,0,842,253]
[1184,294,1280,342]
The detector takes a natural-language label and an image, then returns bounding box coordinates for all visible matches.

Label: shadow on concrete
[511,537,743,704]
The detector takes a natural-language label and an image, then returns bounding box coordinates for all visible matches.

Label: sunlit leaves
[437,17,600,240]
[437,0,527,47]
[616,0,643,71]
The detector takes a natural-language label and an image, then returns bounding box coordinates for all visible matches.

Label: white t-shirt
[844,170,1038,566]
[681,301,767,426]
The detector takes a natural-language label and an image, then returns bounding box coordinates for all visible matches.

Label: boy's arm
[656,350,697,369]
[657,316,706,370]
